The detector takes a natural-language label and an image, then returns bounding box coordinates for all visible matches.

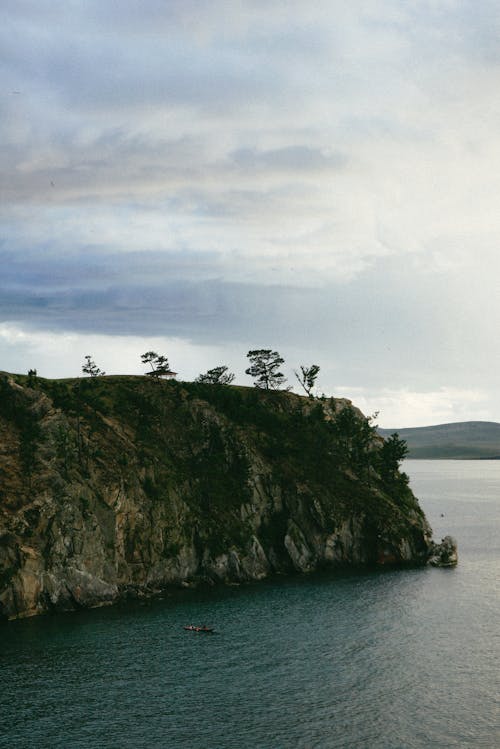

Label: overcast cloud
[2,1,500,426]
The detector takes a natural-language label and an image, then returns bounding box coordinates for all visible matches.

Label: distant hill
[378,421,500,459]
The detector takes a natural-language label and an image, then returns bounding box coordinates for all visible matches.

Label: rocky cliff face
[0,373,434,620]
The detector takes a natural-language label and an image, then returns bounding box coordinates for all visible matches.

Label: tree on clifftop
[245,349,287,390]
[196,365,235,385]
[82,355,105,377]
[378,432,409,482]
[330,403,377,475]
[141,351,172,378]
[294,364,320,396]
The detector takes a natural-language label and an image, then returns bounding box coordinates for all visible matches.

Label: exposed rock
[428,535,458,567]
[0,373,442,620]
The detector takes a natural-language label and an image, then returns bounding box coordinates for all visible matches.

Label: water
[1,460,499,748]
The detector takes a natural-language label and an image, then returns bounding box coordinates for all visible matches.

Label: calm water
[1,460,499,749]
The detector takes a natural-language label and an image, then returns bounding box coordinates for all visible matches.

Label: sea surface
[1,460,499,749]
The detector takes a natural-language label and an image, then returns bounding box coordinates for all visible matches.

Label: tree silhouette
[294,364,320,396]
[196,365,235,385]
[141,351,172,378]
[245,349,287,390]
[82,355,105,377]
[379,432,409,481]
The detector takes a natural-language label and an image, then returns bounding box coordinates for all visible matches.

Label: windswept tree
[294,364,320,396]
[141,351,172,378]
[196,365,235,385]
[245,349,287,390]
[82,355,105,377]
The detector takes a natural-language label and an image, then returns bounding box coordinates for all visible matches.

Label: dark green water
[1,460,499,749]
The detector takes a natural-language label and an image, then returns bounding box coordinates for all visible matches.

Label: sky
[2,0,500,427]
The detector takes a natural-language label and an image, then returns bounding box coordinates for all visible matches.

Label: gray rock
[428,535,458,567]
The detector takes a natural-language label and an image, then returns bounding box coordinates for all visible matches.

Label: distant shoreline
[378,420,500,460]
[405,456,500,461]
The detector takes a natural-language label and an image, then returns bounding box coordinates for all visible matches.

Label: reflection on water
[1,460,499,748]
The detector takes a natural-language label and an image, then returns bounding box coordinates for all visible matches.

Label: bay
[1,460,499,748]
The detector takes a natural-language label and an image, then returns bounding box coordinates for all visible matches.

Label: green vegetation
[0,377,41,490]
[195,365,235,385]
[245,349,287,390]
[2,371,415,522]
[294,364,320,396]
[82,355,105,377]
[140,351,172,377]
[377,432,409,495]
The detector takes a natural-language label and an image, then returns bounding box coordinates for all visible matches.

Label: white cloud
[335,386,490,428]
[0,323,247,382]
[2,2,500,425]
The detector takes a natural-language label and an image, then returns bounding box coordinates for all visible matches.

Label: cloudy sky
[2,0,500,426]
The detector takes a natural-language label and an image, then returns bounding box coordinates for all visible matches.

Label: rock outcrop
[0,373,437,620]
[428,535,458,567]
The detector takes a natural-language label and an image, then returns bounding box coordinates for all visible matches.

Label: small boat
[183,624,214,633]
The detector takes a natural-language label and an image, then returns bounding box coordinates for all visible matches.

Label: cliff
[0,373,434,620]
